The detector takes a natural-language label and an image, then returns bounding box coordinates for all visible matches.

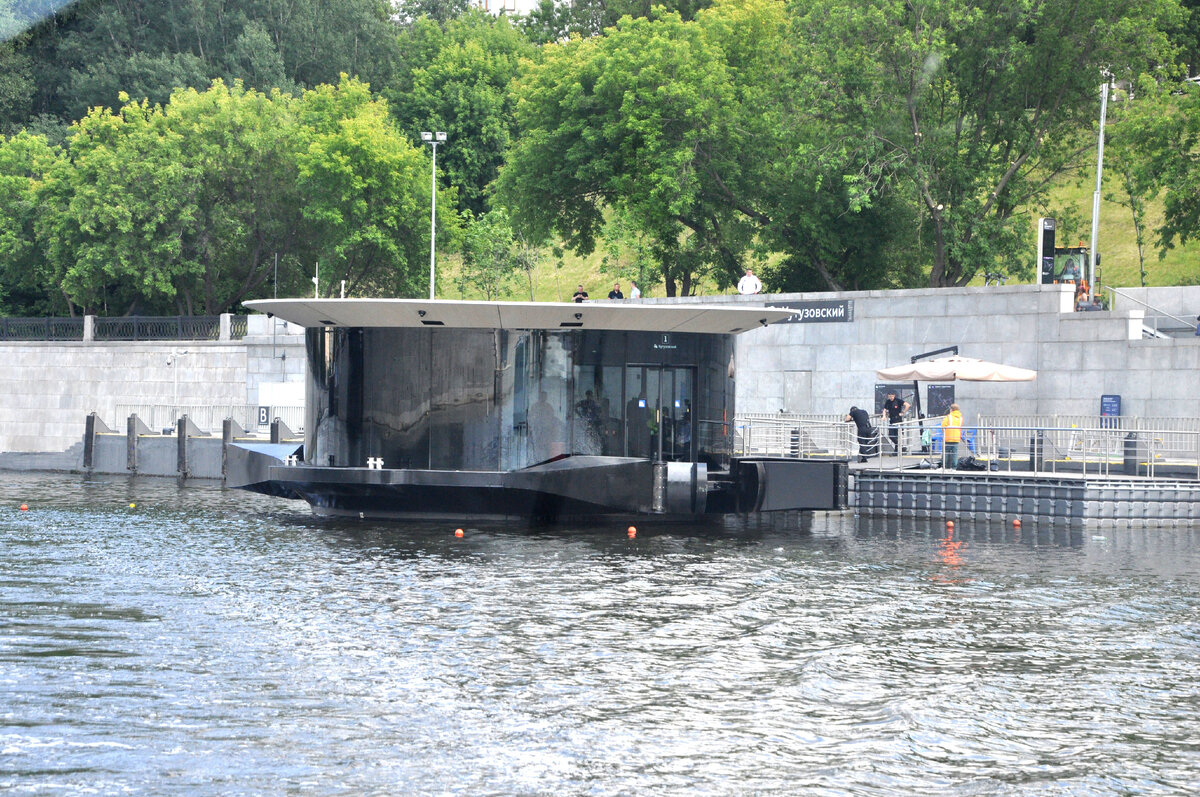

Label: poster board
[874,384,916,415]
[926,384,956,417]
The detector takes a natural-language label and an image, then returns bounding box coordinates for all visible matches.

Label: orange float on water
[946,520,954,530]
[627,526,637,538]
[1012,518,1021,528]
[454,528,464,538]
[19,503,28,511]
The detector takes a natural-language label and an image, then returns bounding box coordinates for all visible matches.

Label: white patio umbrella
[875,355,1036,455]
[875,355,1037,383]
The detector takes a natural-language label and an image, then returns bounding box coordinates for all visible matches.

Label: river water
[2,473,1199,796]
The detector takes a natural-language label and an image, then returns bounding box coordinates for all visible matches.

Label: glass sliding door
[623,365,694,462]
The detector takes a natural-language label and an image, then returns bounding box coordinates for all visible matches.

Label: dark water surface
[2,473,1199,796]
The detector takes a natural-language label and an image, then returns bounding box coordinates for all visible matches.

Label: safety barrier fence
[0,317,85,340]
[113,404,304,436]
[0,314,248,341]
[725,413,1200,478]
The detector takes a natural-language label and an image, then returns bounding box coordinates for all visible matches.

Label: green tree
[500,0,910,295]
[457,207,519,299]
[518,0,713,43]
[394,0,471,27]
[0,130,62,314]
[793,0,1185,287]
[297,78,449,299]
[1113,78,1200,263]
[37,93,198,315]
[497,10,740,295]
[33,76,444,315]
[11,0,399,126]
[388,10,534,216]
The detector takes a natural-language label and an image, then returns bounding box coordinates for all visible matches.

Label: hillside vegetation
[1,0,1198,314]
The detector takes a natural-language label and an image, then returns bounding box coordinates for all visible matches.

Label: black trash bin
[1029,431,1044,472]
[1123,432,1140,476]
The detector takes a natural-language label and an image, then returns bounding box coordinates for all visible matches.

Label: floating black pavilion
[228,298,846,522]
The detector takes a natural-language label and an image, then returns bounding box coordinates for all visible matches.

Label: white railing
[980,415,1200,435]
[114,404,305,436]
[1104,285,1196,336]
[731,412,1200,477]
[728,414,863,459]
[971,424,1200,478]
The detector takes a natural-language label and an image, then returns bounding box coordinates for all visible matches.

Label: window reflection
[307,327,732,472]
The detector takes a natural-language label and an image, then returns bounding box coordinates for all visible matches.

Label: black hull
[229,444,848,523]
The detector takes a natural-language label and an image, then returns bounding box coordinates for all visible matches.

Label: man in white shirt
[629,280,641,299]
[737,268,762,295]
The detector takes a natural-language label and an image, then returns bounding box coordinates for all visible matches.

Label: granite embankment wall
[668,282,1200,420]
[2,283,1198,465]
[0,315,305,458]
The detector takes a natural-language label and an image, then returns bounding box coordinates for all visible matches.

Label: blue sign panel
[1100,394,1120,428]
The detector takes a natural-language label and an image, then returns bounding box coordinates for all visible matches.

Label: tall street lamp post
[1088,79,1109,306]
[421,131,447,300]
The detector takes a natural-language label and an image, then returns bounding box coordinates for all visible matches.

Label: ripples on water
[2,473,1199,795]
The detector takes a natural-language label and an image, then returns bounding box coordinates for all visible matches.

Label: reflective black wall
[306,327,736,471]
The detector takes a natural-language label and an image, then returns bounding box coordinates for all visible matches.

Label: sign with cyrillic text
[767,300,855,323]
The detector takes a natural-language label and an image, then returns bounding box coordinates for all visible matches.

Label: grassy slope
[1040,169,1200,288]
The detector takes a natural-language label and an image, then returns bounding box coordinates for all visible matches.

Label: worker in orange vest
[941,403,963,468]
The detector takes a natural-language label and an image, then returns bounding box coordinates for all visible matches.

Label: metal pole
[1089,80,1109,304]
[429,141,437,300]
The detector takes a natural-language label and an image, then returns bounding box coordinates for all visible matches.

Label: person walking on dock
[941,403,963,468]
[882,390,909,454]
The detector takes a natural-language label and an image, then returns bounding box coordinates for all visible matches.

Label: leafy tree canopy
[8,0,400,125]
[388,10,535,216]
[9,76,454,316]
[793,0,1185,286]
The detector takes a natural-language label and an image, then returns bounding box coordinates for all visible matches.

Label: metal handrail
[730,414,1200,478]
[980,415,1200,434]
[1103,285,1195,334]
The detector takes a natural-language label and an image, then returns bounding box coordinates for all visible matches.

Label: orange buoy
[1012,518,1021,528]
[946,520,954,530]
[454,528,464,538]
[627,526,637,538]
[19,503,28,511]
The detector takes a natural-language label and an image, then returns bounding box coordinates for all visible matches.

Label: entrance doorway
[624,365,694,461]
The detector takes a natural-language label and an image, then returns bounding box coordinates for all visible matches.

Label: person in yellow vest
[941,403,963,468]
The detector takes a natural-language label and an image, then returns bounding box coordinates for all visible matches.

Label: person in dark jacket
[844,406,876,463]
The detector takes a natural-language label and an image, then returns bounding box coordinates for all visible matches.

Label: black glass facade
[305,327,735,471]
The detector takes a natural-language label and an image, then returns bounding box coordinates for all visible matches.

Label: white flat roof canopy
[244,298,795,334]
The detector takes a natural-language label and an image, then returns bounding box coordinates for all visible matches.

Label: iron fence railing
[0,315,249,341]
[114,404,305,436]
[0,316,85,340]
[95,316,219,341]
